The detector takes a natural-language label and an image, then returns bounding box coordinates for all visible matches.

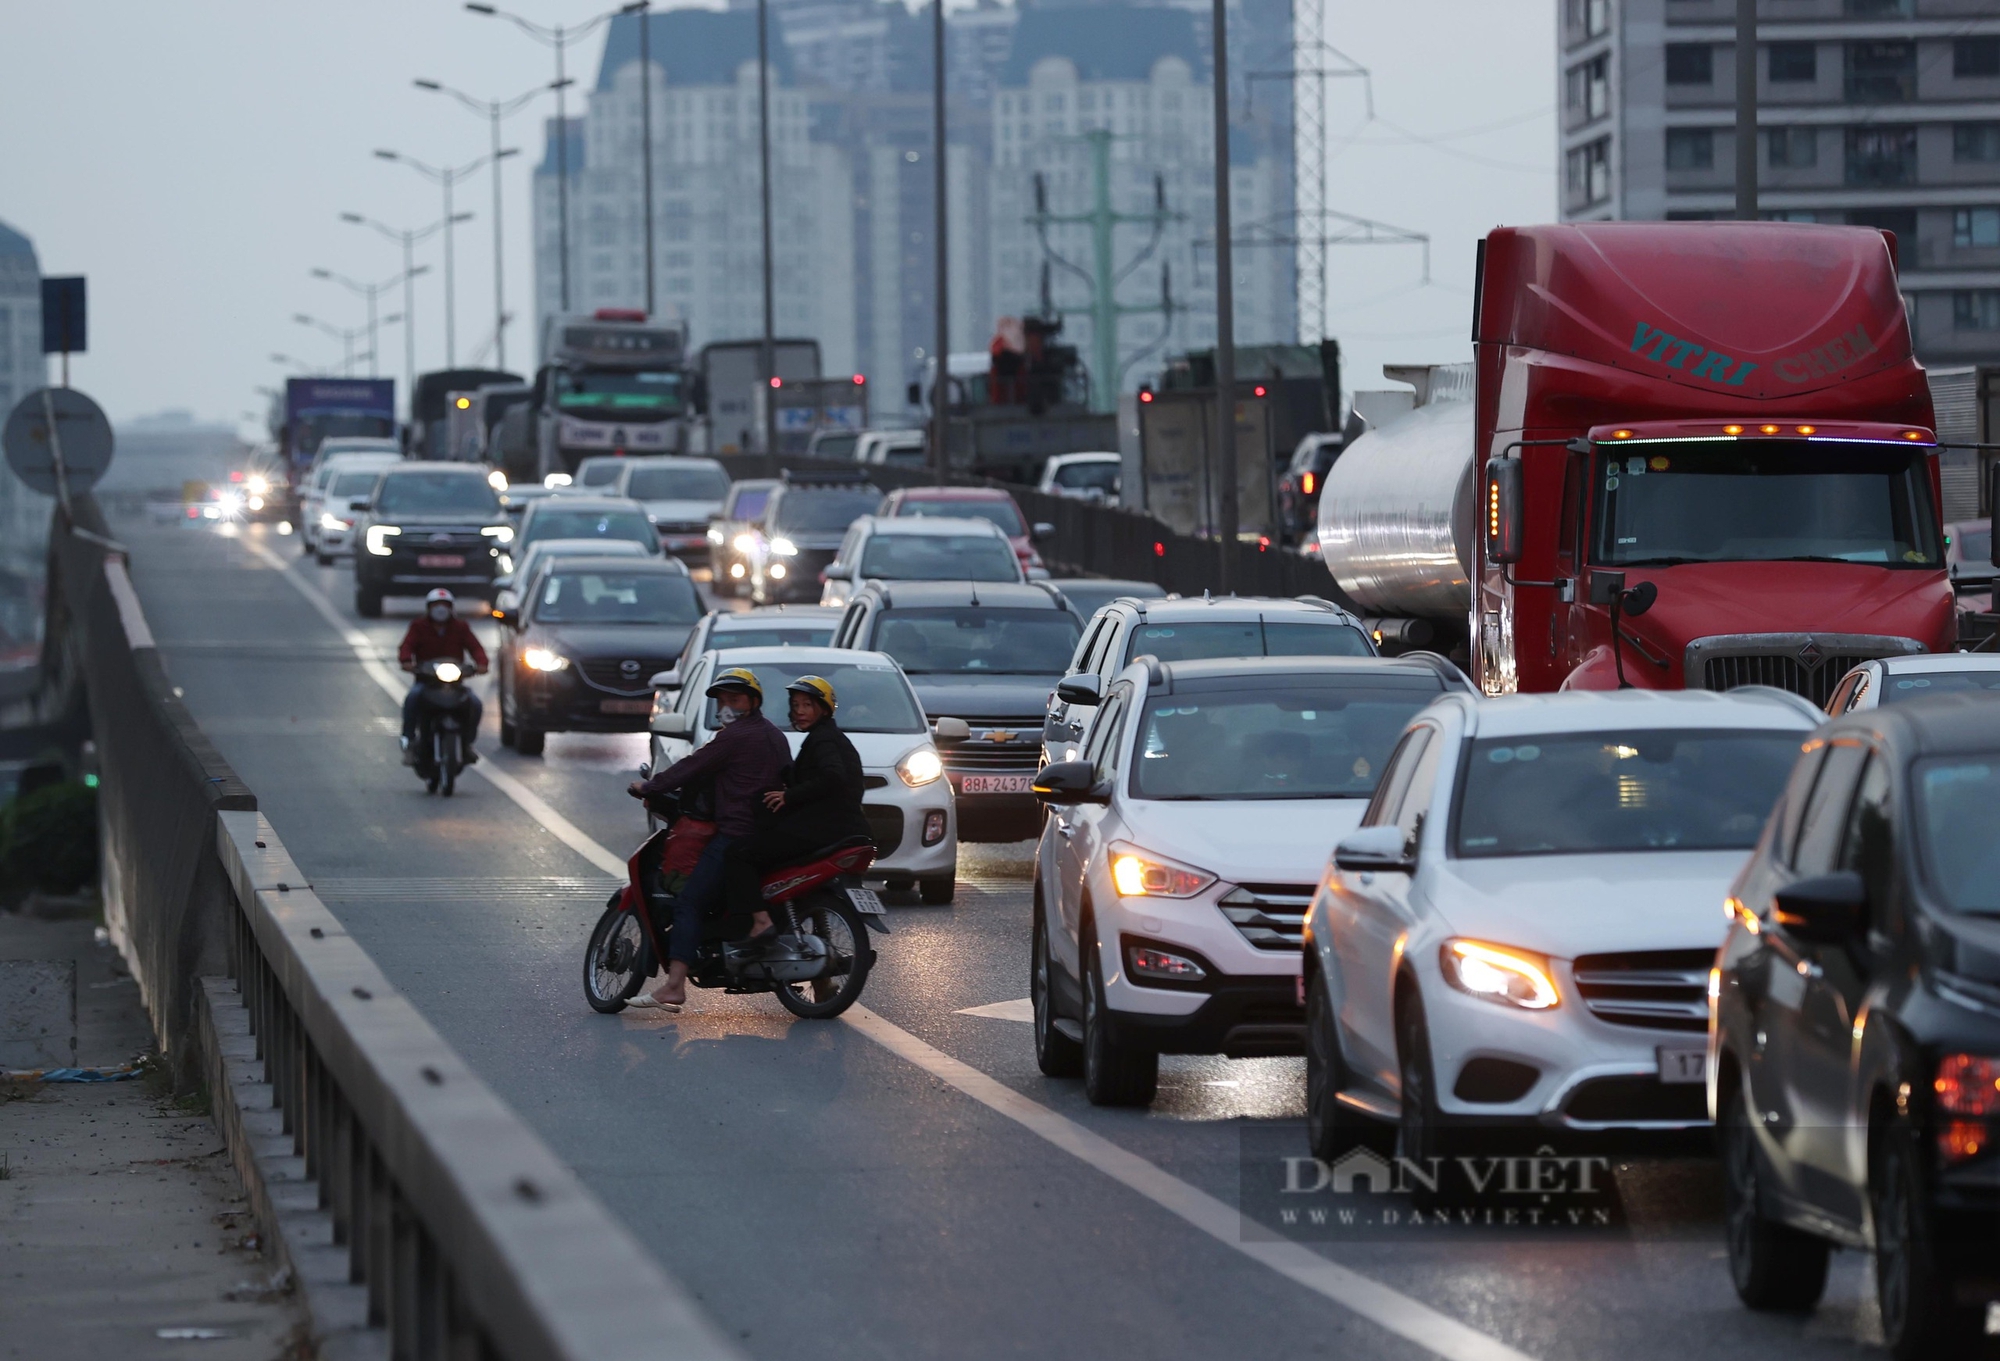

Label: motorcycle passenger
[397,589,488,766]
[624,667,790,1009]
[726,675,873,951]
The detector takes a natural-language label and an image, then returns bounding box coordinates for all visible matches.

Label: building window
[1957,123,2000,163]
[1768,43,1816,84]
[1666,127,1715,170]
[1955,207,2000,248]
[1566,136,1611,205]
[1848,207,1917,244]
[1564,0,1609,41]
[1958,38,2000,79]
[1846,40,1916,102]
[1847,126,1919,185]
[1767,127,1817,168]
[1566,54,1610,121]
[1953,290,2000,331]
[1666,44,1713,86]
[1845,0,1912,15]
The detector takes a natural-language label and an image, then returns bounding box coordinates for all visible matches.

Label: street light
[310,265,429,380]
[294,313,372,377]
[464,2,622,313]
[412,77,555,369]
[340,210,472,409]
[375,148,512,368]
[1209,0,1237,590]
[269,352,314,375]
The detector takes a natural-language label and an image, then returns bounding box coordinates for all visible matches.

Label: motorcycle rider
[623,667,790,1009]
[397,589,487,765]
[725,674,873,951]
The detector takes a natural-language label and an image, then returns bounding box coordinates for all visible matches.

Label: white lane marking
[242,538,624,875]
[843,1004,1535,1361]
[955,997,1034,1023]
[238,534,1536,1361]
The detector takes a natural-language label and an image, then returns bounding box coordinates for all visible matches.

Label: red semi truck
[1319,222,1953,702]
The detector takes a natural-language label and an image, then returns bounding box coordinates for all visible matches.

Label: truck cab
[534,309,692,479]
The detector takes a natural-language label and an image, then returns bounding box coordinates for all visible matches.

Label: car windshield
[703,661,925,733]
[1453,729,1800,857]
[857,534,1020,582]
[811,433,858,459]
[1878,670,2000,703]
[1054,460,1120,491]
[535,571,702,625]
[1915,757,2000,913]
[330,471,382,497]
[1129,679,1440,801]
[376,473,500,517]
[627,465,729,501]
[522,508,658,550]
[773,490,880,532]
[1123,619,1372,665]
[555,369,684,412]
[871,607,1081,674]
[709,624,836,650]
[577,460,625,487]
[894,498,1025,537]
[1593,441,1940,568]
[729,487,772,519]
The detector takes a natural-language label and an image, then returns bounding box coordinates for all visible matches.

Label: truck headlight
[898,747,944,787]
[365,525,401,555]
[1439,939,1559,1011]
[523,647,569,672]
[1108,843,1214,899]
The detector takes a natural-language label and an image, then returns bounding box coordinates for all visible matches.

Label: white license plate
[846,887,887,916]
[959,774,1032,794]
[417,553,465,568]
[1658,1045,1708,1085]
[600,699,653,715]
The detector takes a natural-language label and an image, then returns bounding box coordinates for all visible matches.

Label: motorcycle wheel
[439,732,459,797]
[772,897,872,1020]
[583,900,649,1013]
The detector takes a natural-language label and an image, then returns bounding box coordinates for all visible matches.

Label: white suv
[1029,654,1468,1106]
[819,515,1025,605]
[1303,688,1821,1165]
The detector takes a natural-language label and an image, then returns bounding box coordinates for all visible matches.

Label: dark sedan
[495,556,703,756]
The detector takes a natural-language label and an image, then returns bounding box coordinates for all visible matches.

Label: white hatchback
[1302,688,1821,1165]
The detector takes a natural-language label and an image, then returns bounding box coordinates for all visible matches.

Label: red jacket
[398,617,488,670]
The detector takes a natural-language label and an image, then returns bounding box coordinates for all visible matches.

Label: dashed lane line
[237,534,1537,1361]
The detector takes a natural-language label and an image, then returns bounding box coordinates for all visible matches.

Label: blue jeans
[670,832,739,966]
[403,682,482,745]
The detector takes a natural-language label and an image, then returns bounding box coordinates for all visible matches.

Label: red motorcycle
[583,800,887,1020]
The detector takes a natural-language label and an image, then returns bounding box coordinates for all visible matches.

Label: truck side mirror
[1588,570,1627,606]
[1484,457,1524,565]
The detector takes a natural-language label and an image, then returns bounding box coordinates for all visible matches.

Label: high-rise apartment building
[0,220,50,583]
[1557,0,2000,366]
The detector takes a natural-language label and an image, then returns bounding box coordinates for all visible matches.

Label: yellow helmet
[785,674,836,711]
[706,667,764,701]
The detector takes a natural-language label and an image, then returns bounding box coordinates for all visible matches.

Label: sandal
[627,991,684,1012]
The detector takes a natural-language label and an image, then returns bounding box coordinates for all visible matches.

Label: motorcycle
[411,658,475,796]
[583,787,888,1019]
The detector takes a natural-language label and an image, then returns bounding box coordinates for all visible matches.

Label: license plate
[846,887,887,916]
[958,774,1032,794]
[1658,1045,1707,1084]
[600,699,652,715]
[417,554,465,568]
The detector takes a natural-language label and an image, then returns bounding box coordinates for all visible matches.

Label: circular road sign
[4,387,115,496]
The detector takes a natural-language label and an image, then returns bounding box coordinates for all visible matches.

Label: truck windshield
[1593,441,1939,568]
[556,369,684,413]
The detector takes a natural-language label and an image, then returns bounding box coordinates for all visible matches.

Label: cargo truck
[1317,222,1953,704]
[410,368,521,461]
[277,377,396,512]
[534,309,691,479]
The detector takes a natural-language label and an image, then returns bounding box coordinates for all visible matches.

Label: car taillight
[1302,471,1315,495]
[1935,1054,2000,1165]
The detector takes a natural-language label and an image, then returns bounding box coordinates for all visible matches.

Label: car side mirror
[1333,825,1416,874]
[1771,871,1866,945]
[932,716,971,745]
[825,563,852,580]
[1033,758,1109,805]
[1032,521,1055,539]
[650,710,693,738]
[650,669,680,690]
[1055,673,1104,707]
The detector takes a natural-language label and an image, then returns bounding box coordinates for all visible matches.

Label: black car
[1713,692,2000,1358]
[748,472,881,605]
[352,464,513,617]
[707,477,779,595]
[495,555,704,756]
[832,579,1081,841]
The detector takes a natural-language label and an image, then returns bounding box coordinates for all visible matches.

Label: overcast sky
[0,0,1554,437]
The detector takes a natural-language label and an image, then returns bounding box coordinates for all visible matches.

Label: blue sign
[41,276,85,354]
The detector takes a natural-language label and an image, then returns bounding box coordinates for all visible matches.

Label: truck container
[695,338,821,452]
[534,309,690,477]
[1318,221,1953,703]
[410,368,520,461]
[278,377,396,503]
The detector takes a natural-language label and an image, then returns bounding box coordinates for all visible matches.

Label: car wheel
[515,724,546,757]
[919,876,955,905]
[315,550,334,567]
[1081,931,1157,1107]
[355,587,383,619]
[1032,892,1082,1079]
[1306,972,1389,1162]
[1720,1078,1829,1311]
[1395,993,1449,1170]
[1873,1118,1976,1358]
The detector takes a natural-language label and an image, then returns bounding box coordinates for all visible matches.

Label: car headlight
[708,527,725,544]
[732,532,756,553]
[898,747,944,787]
[319,511,349,531]
[1438,940,1559,1011]
[522,647,570,672]
[246,475,270,496]
[216,492,244,517]
[1108,843,1214,899]
[487,470,508,491]
[481,524,515,545]
[433,661,463,683]
[497,553,514,575]
[770,536,798,557]
[365,525,401,555]
[543,472,572,488]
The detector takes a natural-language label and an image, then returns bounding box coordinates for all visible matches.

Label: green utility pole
[1030,129,1180,413]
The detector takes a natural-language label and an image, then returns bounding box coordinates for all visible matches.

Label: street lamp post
[294,314,370,377]
[759,0,777,454]
[310,266,429,379]
[620,1,656,318]
[412,78,553,370]
[339,211,470,412]
[1209,0,1237,592]
[375,148,510,368]
[930,0,947,486]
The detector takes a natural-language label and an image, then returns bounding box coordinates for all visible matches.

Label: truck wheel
[919,876,956,905]
[515,724,546,757]
[355,587,383,619]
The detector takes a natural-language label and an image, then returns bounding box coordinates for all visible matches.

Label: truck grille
[579,656,674,693]
[1218,883,1313,950]
[1571,949,1713,1032]
[1686,633,1922,707]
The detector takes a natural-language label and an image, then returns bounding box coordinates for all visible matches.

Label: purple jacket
[638,710,790,837]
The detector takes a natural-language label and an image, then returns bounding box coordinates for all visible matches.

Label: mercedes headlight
[770,536,798,557]
[481,524,515,545]
[523,647,570,672]
[365,525,402,556]
[897,747,944,787]
[1108,843,1215,899]
[1439,940,1559,1011]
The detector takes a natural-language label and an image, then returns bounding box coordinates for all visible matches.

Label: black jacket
[777,718,872,846]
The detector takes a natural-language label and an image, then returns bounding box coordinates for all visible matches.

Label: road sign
[3,387,114,497]
[41,277,86,355]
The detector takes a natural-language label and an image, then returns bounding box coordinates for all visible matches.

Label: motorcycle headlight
[897,747,944,787]
[523,647,569,672]
[1108,843,1215,899]
[770,536,798,557]
[433,661,463,683]
[365,525,402,555]
[481,524,515,545]
[1439,939,1559,1011]
[319,511,348,531]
